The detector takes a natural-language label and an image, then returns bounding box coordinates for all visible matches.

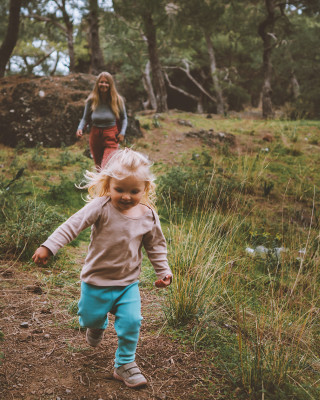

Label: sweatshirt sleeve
[142,212,172,279]
[77,100,92,131]
[41,198,103,255]
[118,103,128,136]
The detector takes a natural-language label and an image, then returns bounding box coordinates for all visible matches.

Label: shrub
[0,171,65,260]
[0,197,65,261]
[224,84,251,112]
[156,165,244,212]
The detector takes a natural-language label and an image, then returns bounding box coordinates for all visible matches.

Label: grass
[1,113,320,399]
[159,195,319,398]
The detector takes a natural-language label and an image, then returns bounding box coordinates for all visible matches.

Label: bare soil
[0,106,247,400]
[0,256,228,400]
[0,116,230,398]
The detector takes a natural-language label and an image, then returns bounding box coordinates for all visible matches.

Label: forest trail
[0,109,242,400]
[0,249,221,400]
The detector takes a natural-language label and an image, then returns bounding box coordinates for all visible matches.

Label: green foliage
[44,173,85,210]
[67,300,79,316]
[0,196,64,261]
[224,84,251,112]
[164,203,237,327]
[156,161,246,212]
[0,167,65,260]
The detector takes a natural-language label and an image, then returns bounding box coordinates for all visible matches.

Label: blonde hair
[82,148,156,209]
[87,71,124,119]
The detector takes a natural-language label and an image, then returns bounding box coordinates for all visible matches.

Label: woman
[76,72,128,169]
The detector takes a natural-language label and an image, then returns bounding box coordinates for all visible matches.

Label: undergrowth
[1,116,320,399]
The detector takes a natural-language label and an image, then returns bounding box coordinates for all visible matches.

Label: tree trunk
[66,25,75,73]
[203,31,224,115]
[285,48,300,100]
[143,11,168,113]
[60,1,75,73]
[88,0,106,75]
[258,0,276,118]
[196,97,204,114]
[290,72,300,99]
[50,52,60,76]
[142,61,157,110]
[0,0,22,77]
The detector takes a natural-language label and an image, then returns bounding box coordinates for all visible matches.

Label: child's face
[109,176,146,212]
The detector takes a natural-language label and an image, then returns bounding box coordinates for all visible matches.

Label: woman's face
[98,76,110,94]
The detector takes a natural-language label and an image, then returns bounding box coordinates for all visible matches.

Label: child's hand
[154,275,172,288]
[32,246,51,265]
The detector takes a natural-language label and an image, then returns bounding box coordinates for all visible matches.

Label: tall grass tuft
[163,193,241,328]
[160,177,320,398]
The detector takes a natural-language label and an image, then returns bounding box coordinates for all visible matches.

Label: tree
[26,0,77,72]
[172,0,226,114]
[0,0,22,77]
[87,0,106,74]
[258,0,279,118]
[112,0,168,112]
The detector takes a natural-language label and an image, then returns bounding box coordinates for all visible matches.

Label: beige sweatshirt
[42,197,172,287]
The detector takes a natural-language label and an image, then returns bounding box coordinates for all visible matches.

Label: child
[32,148,172,388]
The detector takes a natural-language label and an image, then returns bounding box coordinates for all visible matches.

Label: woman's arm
[76,100,92,136]
[118,103,128,140]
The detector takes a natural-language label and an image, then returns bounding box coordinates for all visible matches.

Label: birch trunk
[258,0,276,118]
[204,31,224,115]
[143,12,168,113]
[142,61,157,110]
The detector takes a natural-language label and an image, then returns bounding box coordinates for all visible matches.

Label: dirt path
[0,258,222,400]
[0,117,237,400]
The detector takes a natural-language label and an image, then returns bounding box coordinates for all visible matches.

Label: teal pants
[78,281,142,368]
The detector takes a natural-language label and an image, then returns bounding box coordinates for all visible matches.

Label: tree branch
[164,71,199,101]
[164,60,217,103]
[26,14,67,34]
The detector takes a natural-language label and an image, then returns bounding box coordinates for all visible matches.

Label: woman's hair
[81,148,156,209]
[87,71,124,119]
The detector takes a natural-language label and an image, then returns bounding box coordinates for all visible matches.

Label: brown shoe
[86,328,104,347]
[113,362,147,388]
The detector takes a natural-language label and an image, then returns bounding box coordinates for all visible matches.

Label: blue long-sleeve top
[78,99,128,136]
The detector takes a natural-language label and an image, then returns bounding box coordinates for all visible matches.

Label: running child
[32,148,172,388]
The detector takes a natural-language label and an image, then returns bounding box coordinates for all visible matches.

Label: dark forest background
[1,0,320,119]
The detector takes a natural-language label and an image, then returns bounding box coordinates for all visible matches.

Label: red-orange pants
[89,125,119,169]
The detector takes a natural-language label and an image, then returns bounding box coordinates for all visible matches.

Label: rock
[185,129,236,147]
[254,245,269,255]
[245,247,255,254]
[177,119,193,127]
[20,322,29,328]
